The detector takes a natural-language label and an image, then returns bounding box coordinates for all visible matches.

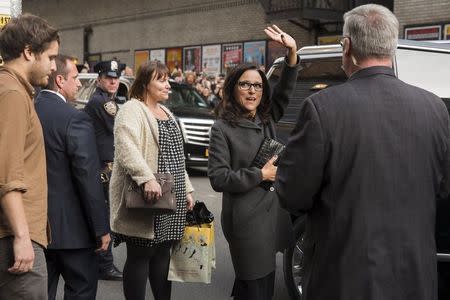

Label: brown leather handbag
[123,103,179,214]
[124,173,176,214]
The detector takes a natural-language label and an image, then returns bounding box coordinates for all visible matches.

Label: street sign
[0,0,11,28]
[405,25,441,41]
[0,14,10,27]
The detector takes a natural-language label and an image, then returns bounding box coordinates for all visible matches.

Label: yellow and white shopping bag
[168,222,215,283]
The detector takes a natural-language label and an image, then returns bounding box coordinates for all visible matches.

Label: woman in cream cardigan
[109,60,194,300]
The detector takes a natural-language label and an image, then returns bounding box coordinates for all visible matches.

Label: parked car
[266,39,450,300]
[74,74,214,168]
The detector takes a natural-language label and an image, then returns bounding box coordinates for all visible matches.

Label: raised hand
[264,25,298,66]
[264,25,297,52]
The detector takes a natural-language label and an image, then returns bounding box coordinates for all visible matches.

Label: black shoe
[99,265,123,281]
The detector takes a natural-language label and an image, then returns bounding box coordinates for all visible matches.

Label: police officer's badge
[103,101,118,116]
[111,60,118,71]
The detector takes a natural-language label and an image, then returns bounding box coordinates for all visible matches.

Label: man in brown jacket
[0,14,59,299]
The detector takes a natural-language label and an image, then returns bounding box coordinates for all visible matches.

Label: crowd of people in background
[80,58,226,109]
[174,70,224,108]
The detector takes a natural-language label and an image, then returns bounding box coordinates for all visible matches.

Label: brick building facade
[23,0,312,72]
[395,0,450,40]
[22,0,450,73]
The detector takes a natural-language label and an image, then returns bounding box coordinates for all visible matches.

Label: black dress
[113,118,186,247]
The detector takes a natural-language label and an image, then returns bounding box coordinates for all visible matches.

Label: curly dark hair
[129,60,169,101]
[214,64,271,125]
[0,13,59,62]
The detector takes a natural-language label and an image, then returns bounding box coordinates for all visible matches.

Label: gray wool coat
[208,58,299,280]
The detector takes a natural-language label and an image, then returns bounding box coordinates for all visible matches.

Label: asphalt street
[56,168,291,300]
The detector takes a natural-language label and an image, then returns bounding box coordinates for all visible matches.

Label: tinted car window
[117,82,129,99]
[164,86,209,109]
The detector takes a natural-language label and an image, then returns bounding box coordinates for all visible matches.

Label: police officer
[84,60,125,281]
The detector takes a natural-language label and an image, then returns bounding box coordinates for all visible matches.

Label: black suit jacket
[276,66,450,300]
[35,90,109,249]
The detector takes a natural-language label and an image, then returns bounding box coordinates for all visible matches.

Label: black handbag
[124,173,176,214]
[186,201,214,226]
[251,137,285,168]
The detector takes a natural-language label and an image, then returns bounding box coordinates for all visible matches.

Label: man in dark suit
[35,55,111,300]
[276,4,450,300]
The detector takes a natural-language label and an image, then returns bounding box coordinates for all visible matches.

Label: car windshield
[163,86,209,108]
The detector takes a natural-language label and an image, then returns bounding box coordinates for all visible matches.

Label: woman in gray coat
[207,25,299,300]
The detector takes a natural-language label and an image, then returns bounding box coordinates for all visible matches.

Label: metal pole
[10,0,21,17]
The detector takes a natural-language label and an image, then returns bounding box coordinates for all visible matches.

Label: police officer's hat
[94,60,126,78]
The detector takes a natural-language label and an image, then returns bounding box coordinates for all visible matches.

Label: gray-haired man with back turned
[276,4,450,300]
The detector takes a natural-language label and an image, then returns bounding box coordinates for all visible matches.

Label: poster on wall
[317,35,340,45]
[166,47,182,74]
[267,41,286,68]
[183,46,201,73]
[150,49,166,63]
[202,45,221,75]
[222,43,242,74]
[404,25,441,41]
[445,24,450,40]
[244,41,266,70]
[134,50,149,74]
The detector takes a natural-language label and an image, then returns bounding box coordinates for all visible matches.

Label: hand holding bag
[123,104,176,214]
[251,137,285,168]
[124,173,176,214]
[186,201,214,226]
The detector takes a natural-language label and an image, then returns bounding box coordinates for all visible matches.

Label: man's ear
[55,74,65,90]
[23,45,34,61]
[342,39,351,56]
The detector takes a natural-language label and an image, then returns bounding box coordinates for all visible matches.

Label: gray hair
[343,4,398,61]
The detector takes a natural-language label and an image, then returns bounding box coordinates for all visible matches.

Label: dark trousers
[0,237,47,300]
[98,180,114,272]
[45,248,98,300]
[123,241,172,300]
[231,271,275,300]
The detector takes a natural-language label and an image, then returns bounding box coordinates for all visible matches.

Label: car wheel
[283,215,306,300]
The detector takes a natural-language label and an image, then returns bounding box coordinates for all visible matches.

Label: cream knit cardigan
[109,98,194,239]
